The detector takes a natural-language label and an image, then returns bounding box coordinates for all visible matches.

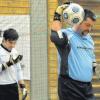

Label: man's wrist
[2,64,8,70]
[2,62,12,71]
[6,61,14,66]
[19,84,26,89]
[53,12,61,21]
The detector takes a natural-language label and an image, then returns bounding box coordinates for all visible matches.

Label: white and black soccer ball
[63,3,84,26]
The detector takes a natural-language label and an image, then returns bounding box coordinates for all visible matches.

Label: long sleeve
[16,63,24,81]
[0,63,3,72]
[50,30,68,47]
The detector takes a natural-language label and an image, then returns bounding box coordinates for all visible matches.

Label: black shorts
[58,75,96,100]
[0,83,19,100]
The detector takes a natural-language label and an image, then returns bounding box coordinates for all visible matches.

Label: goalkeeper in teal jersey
[51,2,96,100]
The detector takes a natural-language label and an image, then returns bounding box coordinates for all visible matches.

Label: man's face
[79,17,95,35]
[4,39,17,50]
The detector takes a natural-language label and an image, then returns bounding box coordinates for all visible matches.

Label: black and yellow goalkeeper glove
[54,2,71,21]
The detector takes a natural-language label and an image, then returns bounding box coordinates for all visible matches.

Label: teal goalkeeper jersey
[59,28,95,82]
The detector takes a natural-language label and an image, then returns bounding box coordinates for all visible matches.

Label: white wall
[0,15,30,80]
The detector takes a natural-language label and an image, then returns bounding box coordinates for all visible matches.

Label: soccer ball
[63,3,84,26]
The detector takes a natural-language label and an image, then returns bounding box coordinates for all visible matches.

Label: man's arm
[16,63,27,100]
[0,55,23,72]
[50,30,68,46]
[50,3,70,46]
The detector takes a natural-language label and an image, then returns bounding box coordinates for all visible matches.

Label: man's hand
[22,88,27,100]
[56,3,71,15]
[19,84,27,100]
[2,55,23,71]
[54,2,71,21]
[7,55,23,66]
[52,2,71,31]
[13,55,23,64]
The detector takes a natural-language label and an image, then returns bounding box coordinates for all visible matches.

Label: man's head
[2,28,19,50]
[74,9,96,35]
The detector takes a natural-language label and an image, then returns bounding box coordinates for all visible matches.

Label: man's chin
[8,48,12,51]
[82,31,89,35]
[83,32,88,35]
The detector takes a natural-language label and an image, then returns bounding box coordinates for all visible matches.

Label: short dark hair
[84,9,96,21]
[3,28,19,40]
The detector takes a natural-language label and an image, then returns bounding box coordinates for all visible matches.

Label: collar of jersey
[70,28,88,40]
[1,44,11,52]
